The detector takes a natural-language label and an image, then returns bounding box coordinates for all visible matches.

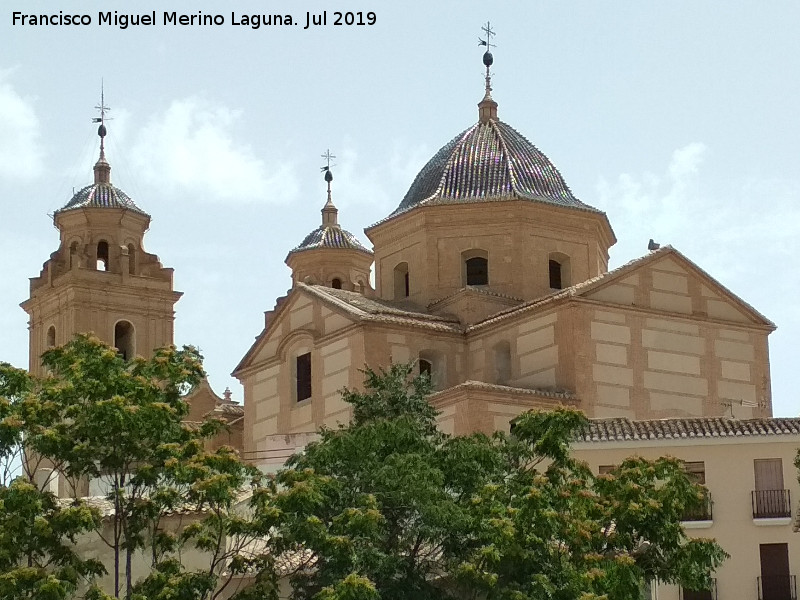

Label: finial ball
[483,51,493,67]
[98,123,107,138]
[324,170,333,183]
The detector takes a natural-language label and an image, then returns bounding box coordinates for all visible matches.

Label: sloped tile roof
[302,284,463,333]
[389,120,600,219]
[288,224,372,256]
[58,183,147,215]
[576,417,800,442]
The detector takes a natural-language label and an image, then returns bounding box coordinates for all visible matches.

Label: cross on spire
[321,148,336,171]
[477,22,498,122]
[91,81,113,183]
[92,80,111,128]
[478,21,495,50]
[320,149,338,226]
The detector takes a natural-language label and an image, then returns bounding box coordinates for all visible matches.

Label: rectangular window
[598,465,616,475]
[549,260,562,289]
[681,580,716,600]
[753,458,790,518]
[296,352,312,402]
[684,461,706,484]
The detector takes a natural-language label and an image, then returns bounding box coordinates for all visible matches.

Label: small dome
[58,183,147,215]
[288,224,372,257]
[390,120,600,218]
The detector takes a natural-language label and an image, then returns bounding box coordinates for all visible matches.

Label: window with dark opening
[681,582,715,600]
[549,260,562,289]
[331,278,342,289]
[97,241,109,272]
[46,326,56,349]
[418,358,432,379]
[393,262,409,299]
[466,256,488,285]
[296,352,312,402]
[114,320,135,361]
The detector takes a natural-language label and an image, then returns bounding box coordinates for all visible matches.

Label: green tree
[0,362,106,600]
[455,409,727,600]
[266,363,726,600]
[1,334,271,600]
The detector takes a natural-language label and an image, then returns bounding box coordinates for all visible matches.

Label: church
[23,45,799,600]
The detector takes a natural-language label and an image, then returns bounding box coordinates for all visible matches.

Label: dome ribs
[389,119,600,220]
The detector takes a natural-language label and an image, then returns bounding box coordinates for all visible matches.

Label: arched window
[493,341,511,384]
[114,320,135,361]
[97,241,109,272]
[46,326,56,349]
[394,262,409,300]
[127,244,136,275]
[462,249,489,286]
[418,358,432,379]
[331,278,342,289]
[418,350,445,390]
[548,253,571,290]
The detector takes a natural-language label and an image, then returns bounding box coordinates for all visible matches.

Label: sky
[2,1,799,416]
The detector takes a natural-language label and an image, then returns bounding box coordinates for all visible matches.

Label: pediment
[233,287,358,376]
[429,287,522,326]
[580,248,773,328]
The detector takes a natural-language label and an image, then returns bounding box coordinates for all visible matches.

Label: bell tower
[21,91,181,375]
[285,151,374,293]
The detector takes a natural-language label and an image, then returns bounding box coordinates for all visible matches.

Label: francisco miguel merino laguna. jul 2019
[11,10,378,29]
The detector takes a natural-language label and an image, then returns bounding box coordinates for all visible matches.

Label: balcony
[682,492,713,522]
[680,579,717,600]
[758,575,797,600]
[752,489,792,519]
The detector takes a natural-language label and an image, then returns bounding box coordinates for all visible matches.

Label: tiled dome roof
[58,182,147,215]
[288,224,372,256]
[391,120,600,217]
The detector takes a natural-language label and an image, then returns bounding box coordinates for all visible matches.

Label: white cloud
[130,97,298,202]
[327,138,431,215]
[596,141,800,286]
[0,73,43,180]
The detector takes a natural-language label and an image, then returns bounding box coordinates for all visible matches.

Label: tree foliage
[0,334,266,600]
[267,363,727,600]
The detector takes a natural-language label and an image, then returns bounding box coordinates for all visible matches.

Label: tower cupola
[285,151,373,293]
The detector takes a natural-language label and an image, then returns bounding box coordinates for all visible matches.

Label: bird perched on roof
[648,239,661,251]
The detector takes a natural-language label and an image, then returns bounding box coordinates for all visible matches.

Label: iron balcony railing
[751,489,792,519]
[682,492,713,522]
[757,575,797,600]
[680,578,717,600]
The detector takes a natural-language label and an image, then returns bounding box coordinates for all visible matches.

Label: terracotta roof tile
[576,417,800,442]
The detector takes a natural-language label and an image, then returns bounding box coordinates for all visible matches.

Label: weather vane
[91,80,113,155]
[478,22,496,97]
[478,21,496,51]
[92,80,112,128]
[321,148,336,184]
[321,149,336,173]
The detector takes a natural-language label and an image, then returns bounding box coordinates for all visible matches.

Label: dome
[288,224,372,257]
[390,119,600,218]
[58,182,147,215]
